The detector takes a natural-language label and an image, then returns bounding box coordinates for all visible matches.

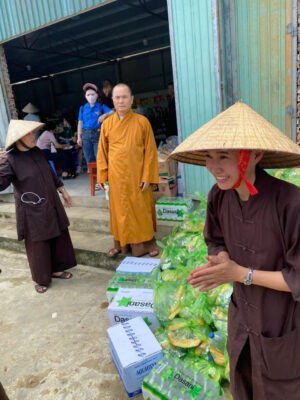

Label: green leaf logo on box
[177,209,184,217]
[157,209,163,216]
[189,384,203,398]
[117,297,132,307]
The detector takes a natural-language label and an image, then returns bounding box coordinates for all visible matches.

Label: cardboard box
[152,177,178,201]
[108,317,163,398]
[158,154,178,179]
[116,257,160,275]
[107,288,160,333]
[106,272,153,303]
[155,196,193,221]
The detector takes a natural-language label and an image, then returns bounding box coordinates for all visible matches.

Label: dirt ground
[0,249,143,400]
[0,248,231,400]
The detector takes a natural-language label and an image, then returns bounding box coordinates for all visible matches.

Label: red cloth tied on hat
[232,150,258,195]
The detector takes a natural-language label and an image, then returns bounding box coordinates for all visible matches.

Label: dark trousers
[42,149,71,173]
[0,382,9,400]
[24,229,77,286]
[232,339,253,400]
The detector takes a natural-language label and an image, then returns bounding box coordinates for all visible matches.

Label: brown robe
[0,147,76,285]
[97,110,159,256]
[205,168,300,400]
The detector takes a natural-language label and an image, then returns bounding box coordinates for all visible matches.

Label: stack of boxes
[106,257,163,398]
[152,153,178,200]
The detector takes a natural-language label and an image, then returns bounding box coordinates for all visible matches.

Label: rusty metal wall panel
[0,0,111,43]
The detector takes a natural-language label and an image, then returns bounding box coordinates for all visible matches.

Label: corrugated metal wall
[0,0,110,43]
[167,0,219,196]
[234,0,294,136]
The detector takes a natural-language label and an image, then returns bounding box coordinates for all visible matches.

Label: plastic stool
[49,160,57,175]
[88,162,97,196]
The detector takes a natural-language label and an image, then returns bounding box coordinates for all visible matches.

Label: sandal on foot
[52,271,73,279]
[107,248,121,257]
[35,284,48,294]
[149,250,159,257]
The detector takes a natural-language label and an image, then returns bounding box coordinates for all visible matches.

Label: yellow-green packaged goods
[108,288,160,333]
[156,197,193,221]
[116,257,160,275]
[268,168,300,187]
[108,316,163,398]
[142,352,224,399]
[106,272,154,302]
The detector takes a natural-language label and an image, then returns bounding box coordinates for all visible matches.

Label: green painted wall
[169,0,218,196]
[0,0,109,43]
[234,0,290,135]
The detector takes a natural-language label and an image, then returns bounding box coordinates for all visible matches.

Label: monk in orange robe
[97,83,159,257]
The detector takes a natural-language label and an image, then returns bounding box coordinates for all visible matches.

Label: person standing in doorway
[97,83,159,257]
[166,82,178,138]
[22,102,41,140]
[101,79,114,109]
[77,83,112,165]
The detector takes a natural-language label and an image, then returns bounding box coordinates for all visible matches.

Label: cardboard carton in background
[152,177,178,201]
[158,154,178,179]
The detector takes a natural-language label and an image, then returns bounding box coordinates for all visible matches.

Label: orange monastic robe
[97,110,159,247]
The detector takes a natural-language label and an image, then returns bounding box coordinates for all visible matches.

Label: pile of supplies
[105,197,231,398]
[153,137,179,200]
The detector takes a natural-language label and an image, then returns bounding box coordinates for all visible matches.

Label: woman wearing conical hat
[0,120,77,293]
[170,103,300,399]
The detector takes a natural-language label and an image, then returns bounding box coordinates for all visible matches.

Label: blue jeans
[81,129,100,164]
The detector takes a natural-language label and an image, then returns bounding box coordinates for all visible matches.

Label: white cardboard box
[107,317,163,398]
[116,257,160,274]
[108,288,160,333]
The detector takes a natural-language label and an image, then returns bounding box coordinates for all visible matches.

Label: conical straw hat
[22,102,39,113]
[170,102,300,169]
[5,120,45,150]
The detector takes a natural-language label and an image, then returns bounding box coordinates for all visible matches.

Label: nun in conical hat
[22,102,39,114]
[170,103,300,399]
[0,120,77,294]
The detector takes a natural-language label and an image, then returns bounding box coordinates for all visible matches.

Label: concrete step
[0,217,171,270]
[0,203,176,237]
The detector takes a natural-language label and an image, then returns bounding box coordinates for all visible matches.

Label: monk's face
[112,86,133,116]
[205,150,241,190]
[19,132,36,149]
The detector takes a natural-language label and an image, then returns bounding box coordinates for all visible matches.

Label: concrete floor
[63,172,106,198]
[0,249,142,400]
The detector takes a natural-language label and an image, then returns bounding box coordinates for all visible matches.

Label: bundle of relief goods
[151,195,231,398]
[157,195,207,271]
[106,272,153,302]
[268,168,300,187]
[142,352,224,399]
[108,288,160,333]
[155,197,193,221]
[108,317,163,398]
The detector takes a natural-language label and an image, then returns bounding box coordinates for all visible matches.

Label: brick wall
[0,45,18,119]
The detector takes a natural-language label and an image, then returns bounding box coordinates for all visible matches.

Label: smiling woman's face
[205,150,240,190]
